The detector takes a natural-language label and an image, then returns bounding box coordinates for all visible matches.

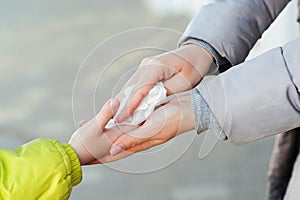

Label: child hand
[69,98,136,165]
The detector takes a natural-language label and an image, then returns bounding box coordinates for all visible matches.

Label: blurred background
[0,0,298,199]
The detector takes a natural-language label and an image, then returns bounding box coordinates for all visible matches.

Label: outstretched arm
[0,98,125,199]
[115,0,291,124]
[106,37,300,160]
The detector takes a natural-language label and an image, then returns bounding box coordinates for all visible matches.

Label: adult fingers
[89,142,152,164]
[115,59,180,123]
[163,68,203,95]
[111,106,169,156]
[163,73,193,95]
[81,125,137,166]
[115,67,159,122]
[114,68,142,102]
[109,133,147,156]
[86,149,133,164]
[115,82,156,123]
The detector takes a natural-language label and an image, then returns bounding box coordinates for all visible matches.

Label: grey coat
[267,4,300,199]
[178,0,300,199]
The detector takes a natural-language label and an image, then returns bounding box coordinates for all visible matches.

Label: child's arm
[0,138,81,200]
[0,98,122,199]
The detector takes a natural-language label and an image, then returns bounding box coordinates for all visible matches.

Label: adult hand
[91,93,195,164]
[115,44,213,123]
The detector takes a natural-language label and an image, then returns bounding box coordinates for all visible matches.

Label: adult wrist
[176,44,214,78]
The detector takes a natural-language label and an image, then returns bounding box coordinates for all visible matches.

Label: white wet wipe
[106,82,167,128]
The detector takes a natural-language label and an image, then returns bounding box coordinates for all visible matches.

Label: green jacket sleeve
[0,138,82,200]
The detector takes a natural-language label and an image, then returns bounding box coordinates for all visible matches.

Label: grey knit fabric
[190,89,227,140]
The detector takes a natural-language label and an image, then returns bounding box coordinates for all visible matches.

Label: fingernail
[110,145,123,156]
[79,120,88,127]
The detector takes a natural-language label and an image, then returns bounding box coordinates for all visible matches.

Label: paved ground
[0,1,284,199]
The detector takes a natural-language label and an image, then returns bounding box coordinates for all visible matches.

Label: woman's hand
[92,93,195,163]
[115,44,213,123]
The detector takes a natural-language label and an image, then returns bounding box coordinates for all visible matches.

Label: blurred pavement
[0,1,298,199]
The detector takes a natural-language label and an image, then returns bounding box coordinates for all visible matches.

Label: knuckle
[127,136,137,148]
[120,135,135,148]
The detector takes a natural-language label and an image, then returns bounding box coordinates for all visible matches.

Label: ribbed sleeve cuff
[190,88,227,140]
[61,144,82,186]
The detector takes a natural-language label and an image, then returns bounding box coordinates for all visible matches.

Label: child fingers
[96,98,120,128]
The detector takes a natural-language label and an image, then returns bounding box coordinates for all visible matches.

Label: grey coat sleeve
[193,38,300,145]
[178,0,290,68]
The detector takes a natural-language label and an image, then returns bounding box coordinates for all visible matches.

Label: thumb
[96,98,120,128]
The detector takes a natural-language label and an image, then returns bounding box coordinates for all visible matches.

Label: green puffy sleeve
[0,138,82,200]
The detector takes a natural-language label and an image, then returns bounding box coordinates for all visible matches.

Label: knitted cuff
[190,89,227,140]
